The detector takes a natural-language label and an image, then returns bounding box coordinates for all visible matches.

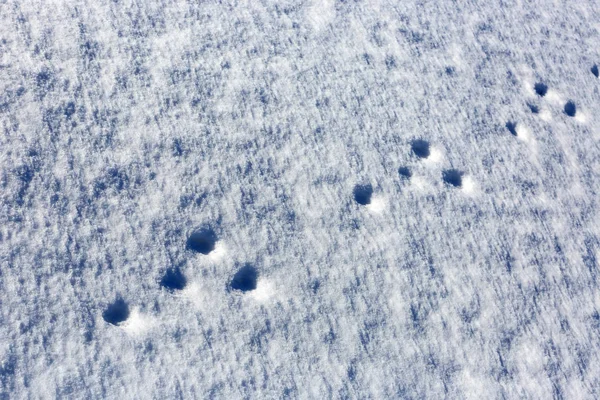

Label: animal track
[353,184,373,205]
[187,228,217,254]
[398,167,412,179]
[564,101,576,117]
[161,268,187,291]
[534,82,548,97]
[411,139,431,159]
[528,103,539,114]
[442,169,463,188]
[230,264,258,292]
[103,298,129,325]
[592,64,599,78]
[505,121,517,136]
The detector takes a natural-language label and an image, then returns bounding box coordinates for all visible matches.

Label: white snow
[1,0,600,398]
[120,308,154,336]
[307,0,336,32]
[247,278,276,303]
[365,195,386,214]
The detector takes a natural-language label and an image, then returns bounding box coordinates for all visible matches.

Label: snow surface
[1,0,600,398]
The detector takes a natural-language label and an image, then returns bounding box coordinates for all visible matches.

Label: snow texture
[1,0,600,398]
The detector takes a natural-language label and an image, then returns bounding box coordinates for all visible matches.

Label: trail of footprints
[102,63,599,327]
[354,137,467,212]
[508,64,598,136]
[103,226,257,326]
[103,136,465,327]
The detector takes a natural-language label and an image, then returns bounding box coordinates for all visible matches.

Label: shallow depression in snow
[398,166,412,179]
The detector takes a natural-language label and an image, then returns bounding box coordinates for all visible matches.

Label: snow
[120,308,154,336]
[1,0,600,398]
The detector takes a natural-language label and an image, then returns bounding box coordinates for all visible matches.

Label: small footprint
[592,65,599,78]
[527,103,539,114]
[187,228,217,254]
[353,184,373,205]
[505,121,518,136]
[411,139,431,159]
[230,264,258,292]
[442,169,464,188]
[564,100,576,117]
[398,167,412,179]
[534,82,548,97]
[161,268,187,291]
[103,298,130,326]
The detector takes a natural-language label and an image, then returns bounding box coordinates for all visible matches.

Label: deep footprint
[103,298,129,325]
[161,268,187,291]
[443,169,464,188]
[187,228,217,254]
[411,139,431,159]
[230,264,258,292]
[534,82,548,97]
[353,184,373,205]
[564,101,577,117]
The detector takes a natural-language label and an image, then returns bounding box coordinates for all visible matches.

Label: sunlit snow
[1,0,600,398]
